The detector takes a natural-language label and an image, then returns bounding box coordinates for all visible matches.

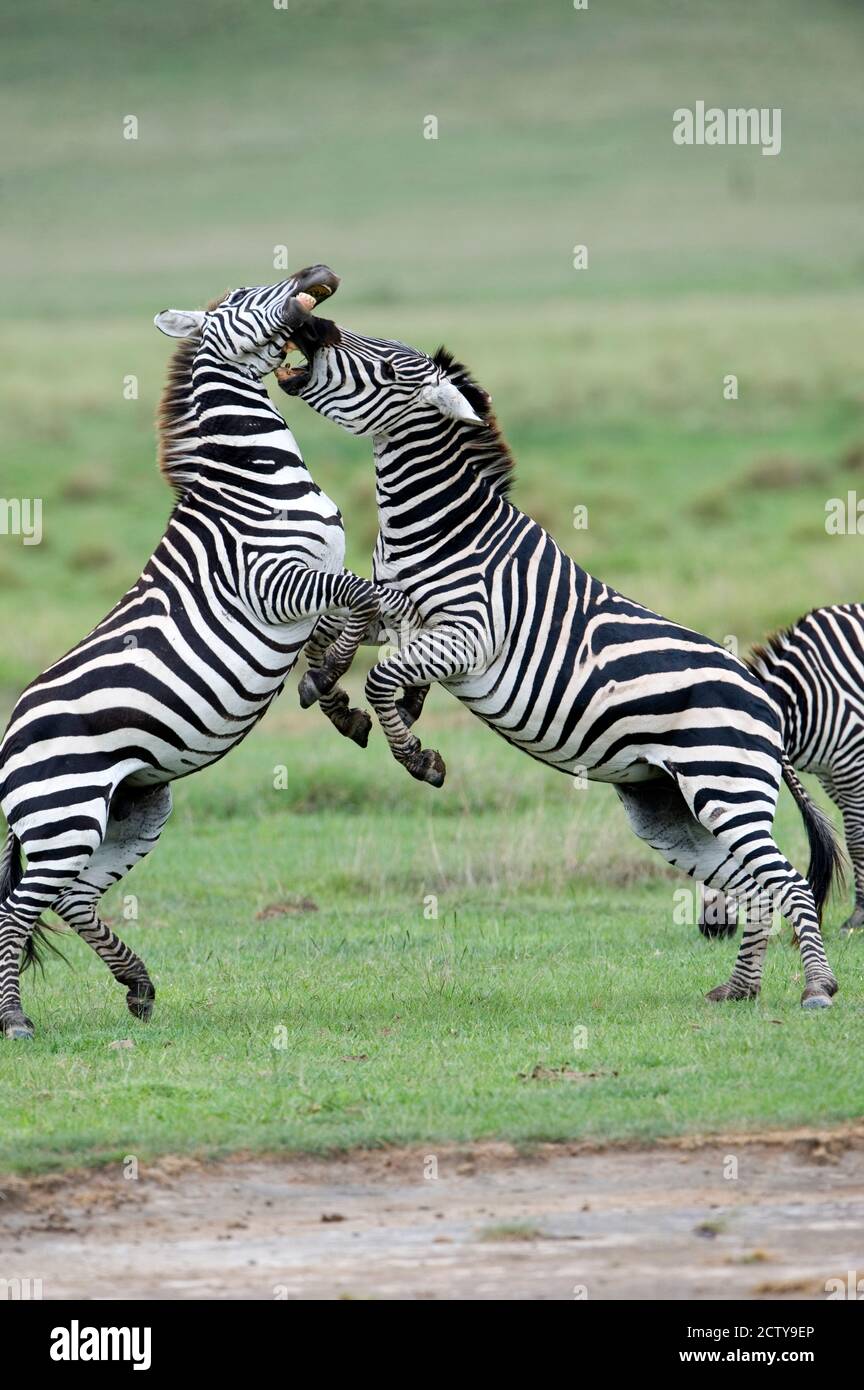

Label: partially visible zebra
[279,313,842,1011]
[0,267,380,1040]
[700,604,864,939]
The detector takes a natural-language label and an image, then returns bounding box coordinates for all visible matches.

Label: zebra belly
[465,701,662,783]
[446,647,778,786]
[0,605,315,801]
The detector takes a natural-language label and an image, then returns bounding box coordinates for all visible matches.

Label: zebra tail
[0,827,66,973]
[781,754,846,921]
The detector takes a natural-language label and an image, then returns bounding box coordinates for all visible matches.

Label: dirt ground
[2,1127,863,1300]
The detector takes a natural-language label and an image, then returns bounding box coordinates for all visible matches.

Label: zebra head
[153,266,340,378]
[279,316,487,437]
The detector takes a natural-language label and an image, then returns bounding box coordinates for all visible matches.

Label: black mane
[433,347,515,498]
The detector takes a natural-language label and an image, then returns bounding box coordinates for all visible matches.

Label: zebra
[0,266,381,1040]
[700,603,864,939]
[278,312,843,1011]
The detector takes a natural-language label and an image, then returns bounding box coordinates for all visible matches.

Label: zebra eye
[381,359,397,381]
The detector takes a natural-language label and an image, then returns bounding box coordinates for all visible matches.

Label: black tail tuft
[0,827,67,972]
[0,828,21,904]
[782,755,846,921]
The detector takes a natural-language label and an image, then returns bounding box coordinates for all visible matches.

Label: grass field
[4,698,864,1176]
[1,0,863,1174]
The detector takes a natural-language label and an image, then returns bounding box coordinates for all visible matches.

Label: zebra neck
[373,419,505,546]
[159,348,310,502]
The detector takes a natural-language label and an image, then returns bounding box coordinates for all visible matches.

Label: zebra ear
[153,309,206,339]
[421,379,484,425]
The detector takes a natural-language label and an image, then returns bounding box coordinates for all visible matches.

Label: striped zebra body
[283,316,841,1010]
[701,603,864,937]
[0,268,379,1039]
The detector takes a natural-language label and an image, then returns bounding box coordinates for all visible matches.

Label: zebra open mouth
[275,311,340,394]
[289,264,340,304]
[273,272,338,387]
[275,360,310,388]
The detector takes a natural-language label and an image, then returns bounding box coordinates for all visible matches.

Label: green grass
[2,698,863,1175]
[2,0,864,1172]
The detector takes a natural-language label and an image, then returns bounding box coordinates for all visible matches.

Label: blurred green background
[1,0,863,1165]
[1,0,862,691]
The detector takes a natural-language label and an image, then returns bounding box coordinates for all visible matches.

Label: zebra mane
[156,291,228,494]
[746,619,803,678]
[433,347,515,498]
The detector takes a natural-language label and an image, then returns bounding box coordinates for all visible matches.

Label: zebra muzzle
[287,265,340,304]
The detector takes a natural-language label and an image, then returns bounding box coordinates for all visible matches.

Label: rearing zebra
[0,267,379,1040]
[280,313,842,1011]
[700,603,864,938]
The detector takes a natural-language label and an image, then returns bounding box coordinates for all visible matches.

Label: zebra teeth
[307,283,332,301]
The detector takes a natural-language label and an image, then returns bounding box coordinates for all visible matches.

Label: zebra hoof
[2,1013,35,1040]
[801,990,832,1010]
[343,709,372,748]
[801,980,836,1009]
[839,907,864,935]
[408,748,446,787]
[705,982,758,1002]
[126,983,155,1021]
[298,671,324,708]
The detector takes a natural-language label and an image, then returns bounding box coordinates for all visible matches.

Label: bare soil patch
[2,1128,862,1300]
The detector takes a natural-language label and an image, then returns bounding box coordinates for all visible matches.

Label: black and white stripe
[700,604,864,938]
[286,316,842,1011]
[0,268,379,1039]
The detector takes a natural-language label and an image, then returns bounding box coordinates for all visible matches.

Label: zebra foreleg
[396,685,431,730]
[255,568,380,709]
[371,593,430,731]
[302,615,372,747]
[365,624,484,787]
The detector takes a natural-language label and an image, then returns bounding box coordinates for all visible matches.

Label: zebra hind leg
[53,784,173,1022]
[677,776,837,1009]
[820,771,864,934]
[615,779,774,1001]
[0,802,110,1038]
[56,900,156,1021]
